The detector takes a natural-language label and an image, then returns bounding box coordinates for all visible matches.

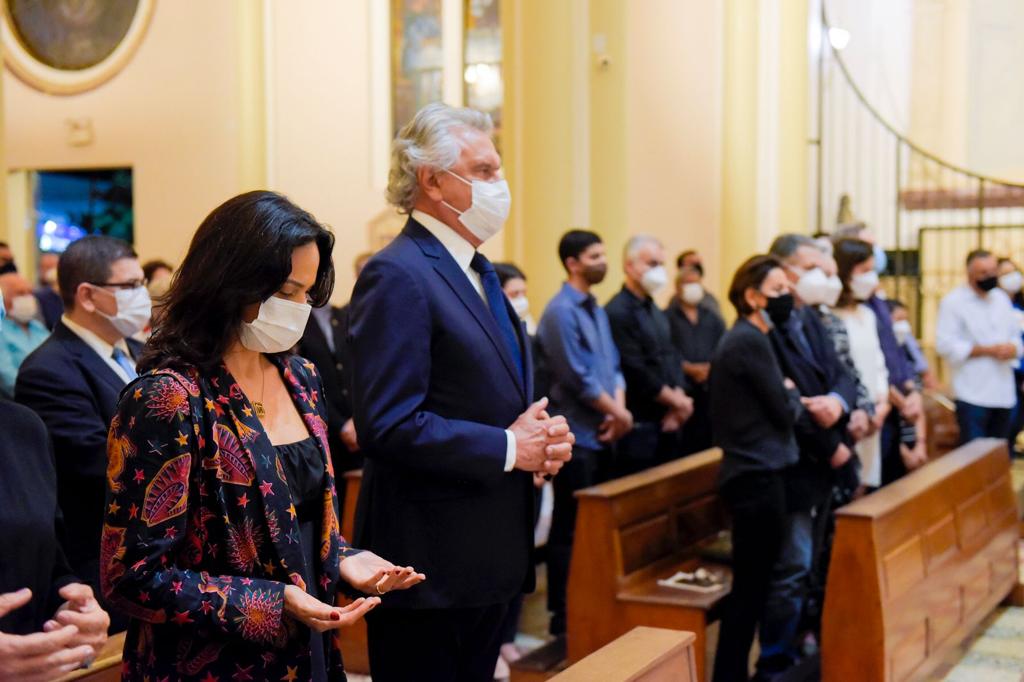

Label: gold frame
[1,0,156,96]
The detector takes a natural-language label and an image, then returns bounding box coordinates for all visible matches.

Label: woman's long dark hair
[833,237,874,307]
[139,191,335,373]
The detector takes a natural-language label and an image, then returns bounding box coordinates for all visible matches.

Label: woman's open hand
[283,585,379,632]
[339,551,426,596]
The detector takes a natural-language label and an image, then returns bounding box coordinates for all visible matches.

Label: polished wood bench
[58,631,126,682]
[821,438,1019,682]
[551,627,697,682]
[566,449,728,681]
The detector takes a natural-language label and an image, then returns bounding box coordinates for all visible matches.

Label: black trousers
[546,445,609,635]
[712,470,788,682]
[367,603,508,682]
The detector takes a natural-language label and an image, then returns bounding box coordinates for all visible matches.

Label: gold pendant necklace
[252,362,267,419]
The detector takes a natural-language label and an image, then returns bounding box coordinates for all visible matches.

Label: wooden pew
[923,390,959,460]
[337,468,370,675]
[58,631,126,682]
[550,627,697,682]
[821,438,1018,682]
[566,449,729,681]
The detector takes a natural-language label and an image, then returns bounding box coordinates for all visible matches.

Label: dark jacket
[297,305,362,476]
[0,400,78,635]
[102,355,359,681]
[710,318,802,488]
[768,306,859,509]
[14,320,143,601]
[349,217,536,610]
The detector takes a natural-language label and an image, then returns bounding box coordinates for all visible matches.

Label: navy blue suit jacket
[349,217,535,610]
[14,320,142,600]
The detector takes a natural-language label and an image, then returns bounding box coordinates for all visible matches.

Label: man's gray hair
[623,234,662,263]
[386,102,494,213]
[769,233,817,262]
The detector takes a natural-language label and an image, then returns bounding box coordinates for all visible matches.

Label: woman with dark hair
[709,255,802,682]
[832,238,899,488]
[102,191,424,682]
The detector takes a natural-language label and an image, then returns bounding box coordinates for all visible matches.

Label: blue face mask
[873,244,888,275]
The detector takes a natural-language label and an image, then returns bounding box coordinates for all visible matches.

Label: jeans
[955,400,1013,446]
[712,470,788,682]
[758,510,813,667]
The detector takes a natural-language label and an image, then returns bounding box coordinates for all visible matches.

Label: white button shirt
[935,285,1022,408]
[412,210,518,471]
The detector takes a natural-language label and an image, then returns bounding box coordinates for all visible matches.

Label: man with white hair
[605,235,693,475]
[348,102,575,681]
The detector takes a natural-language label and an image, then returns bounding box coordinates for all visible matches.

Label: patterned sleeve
[101,373,288,645]
[820,309,876,416]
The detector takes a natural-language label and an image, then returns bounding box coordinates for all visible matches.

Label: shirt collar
[61,314,130,360]
[560,282,592,306]
[413,209,476,274]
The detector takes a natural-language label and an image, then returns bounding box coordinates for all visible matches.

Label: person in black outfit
[0,298,110,679]
[15,236,147,632]
[606,235,693,475]
[710,255,802,682]
[297,251,372,481]
[665,265,725,454]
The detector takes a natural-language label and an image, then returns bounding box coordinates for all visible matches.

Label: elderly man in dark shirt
[665,265,725,454]
[606,235,693,476]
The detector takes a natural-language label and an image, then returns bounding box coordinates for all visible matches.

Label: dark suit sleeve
[15,355,108,480]
[805,311,857,411]
[349,259,509,482]
[606,303,670,401]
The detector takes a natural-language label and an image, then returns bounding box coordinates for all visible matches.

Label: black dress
[274,436,331,682]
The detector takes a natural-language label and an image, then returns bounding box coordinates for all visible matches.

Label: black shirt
[0,400,78,635]
[664,300,726,368]
[605,286,689,423]
[709,319,802,488]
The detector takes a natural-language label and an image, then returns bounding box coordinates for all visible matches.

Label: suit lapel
[62,334,126,393]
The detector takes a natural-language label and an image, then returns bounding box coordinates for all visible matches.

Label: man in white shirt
[15,236,150,631]
[936,249,1022,446]
[348,102,574,681]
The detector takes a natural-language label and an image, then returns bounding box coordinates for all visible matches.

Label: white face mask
[824,274,843,307]
[681,282,704,306]
[892,319,912,346]
[850,270,879,302]
[98,286,152,337]
[7,294,38,324]
[442,171,511,244]
[794,268,829,306]
[510,295,530,319]
[1000,271,1023,294]
[640,265,668,296]
[239,295,312,353]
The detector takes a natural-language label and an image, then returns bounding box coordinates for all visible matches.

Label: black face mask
[977,275,999,292]
[582,263,607,285]
[764,293,795,326]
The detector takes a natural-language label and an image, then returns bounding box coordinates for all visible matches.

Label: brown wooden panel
[673,495,724,549]
[925,583,961,652]
[620,514,673,576]
[923,514,959,572]
[961,560,991,619]
[883,536,925,601]
[955,491,991,551]
[551,627,696,682]
[888,620,927,682]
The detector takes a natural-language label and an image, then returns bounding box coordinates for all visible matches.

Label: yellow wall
[3,0,249,269]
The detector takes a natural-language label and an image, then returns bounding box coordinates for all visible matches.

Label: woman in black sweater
[709,255,802,682]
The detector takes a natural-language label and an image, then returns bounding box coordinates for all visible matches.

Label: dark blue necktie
[471,253,524,381]
[112,347,138,381]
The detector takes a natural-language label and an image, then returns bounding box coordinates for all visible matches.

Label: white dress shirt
[61,315,137,384]
[835,304,889,487]
[935,285,1022,408]
[412,210,518,472]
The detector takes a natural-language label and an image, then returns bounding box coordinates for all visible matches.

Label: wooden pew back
[567,449,727,677]
[821,439,1018,682]
[551,627,697,682]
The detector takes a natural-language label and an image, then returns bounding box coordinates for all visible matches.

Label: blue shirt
[0,319,48,397]
[537,283,625,450]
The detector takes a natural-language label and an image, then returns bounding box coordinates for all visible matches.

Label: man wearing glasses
[16,235,150,632]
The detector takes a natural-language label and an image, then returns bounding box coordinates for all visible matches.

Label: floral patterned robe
[101,354,359,681]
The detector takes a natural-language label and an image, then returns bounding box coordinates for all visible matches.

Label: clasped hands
[661,387,693,433]
[509,397,575,476]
